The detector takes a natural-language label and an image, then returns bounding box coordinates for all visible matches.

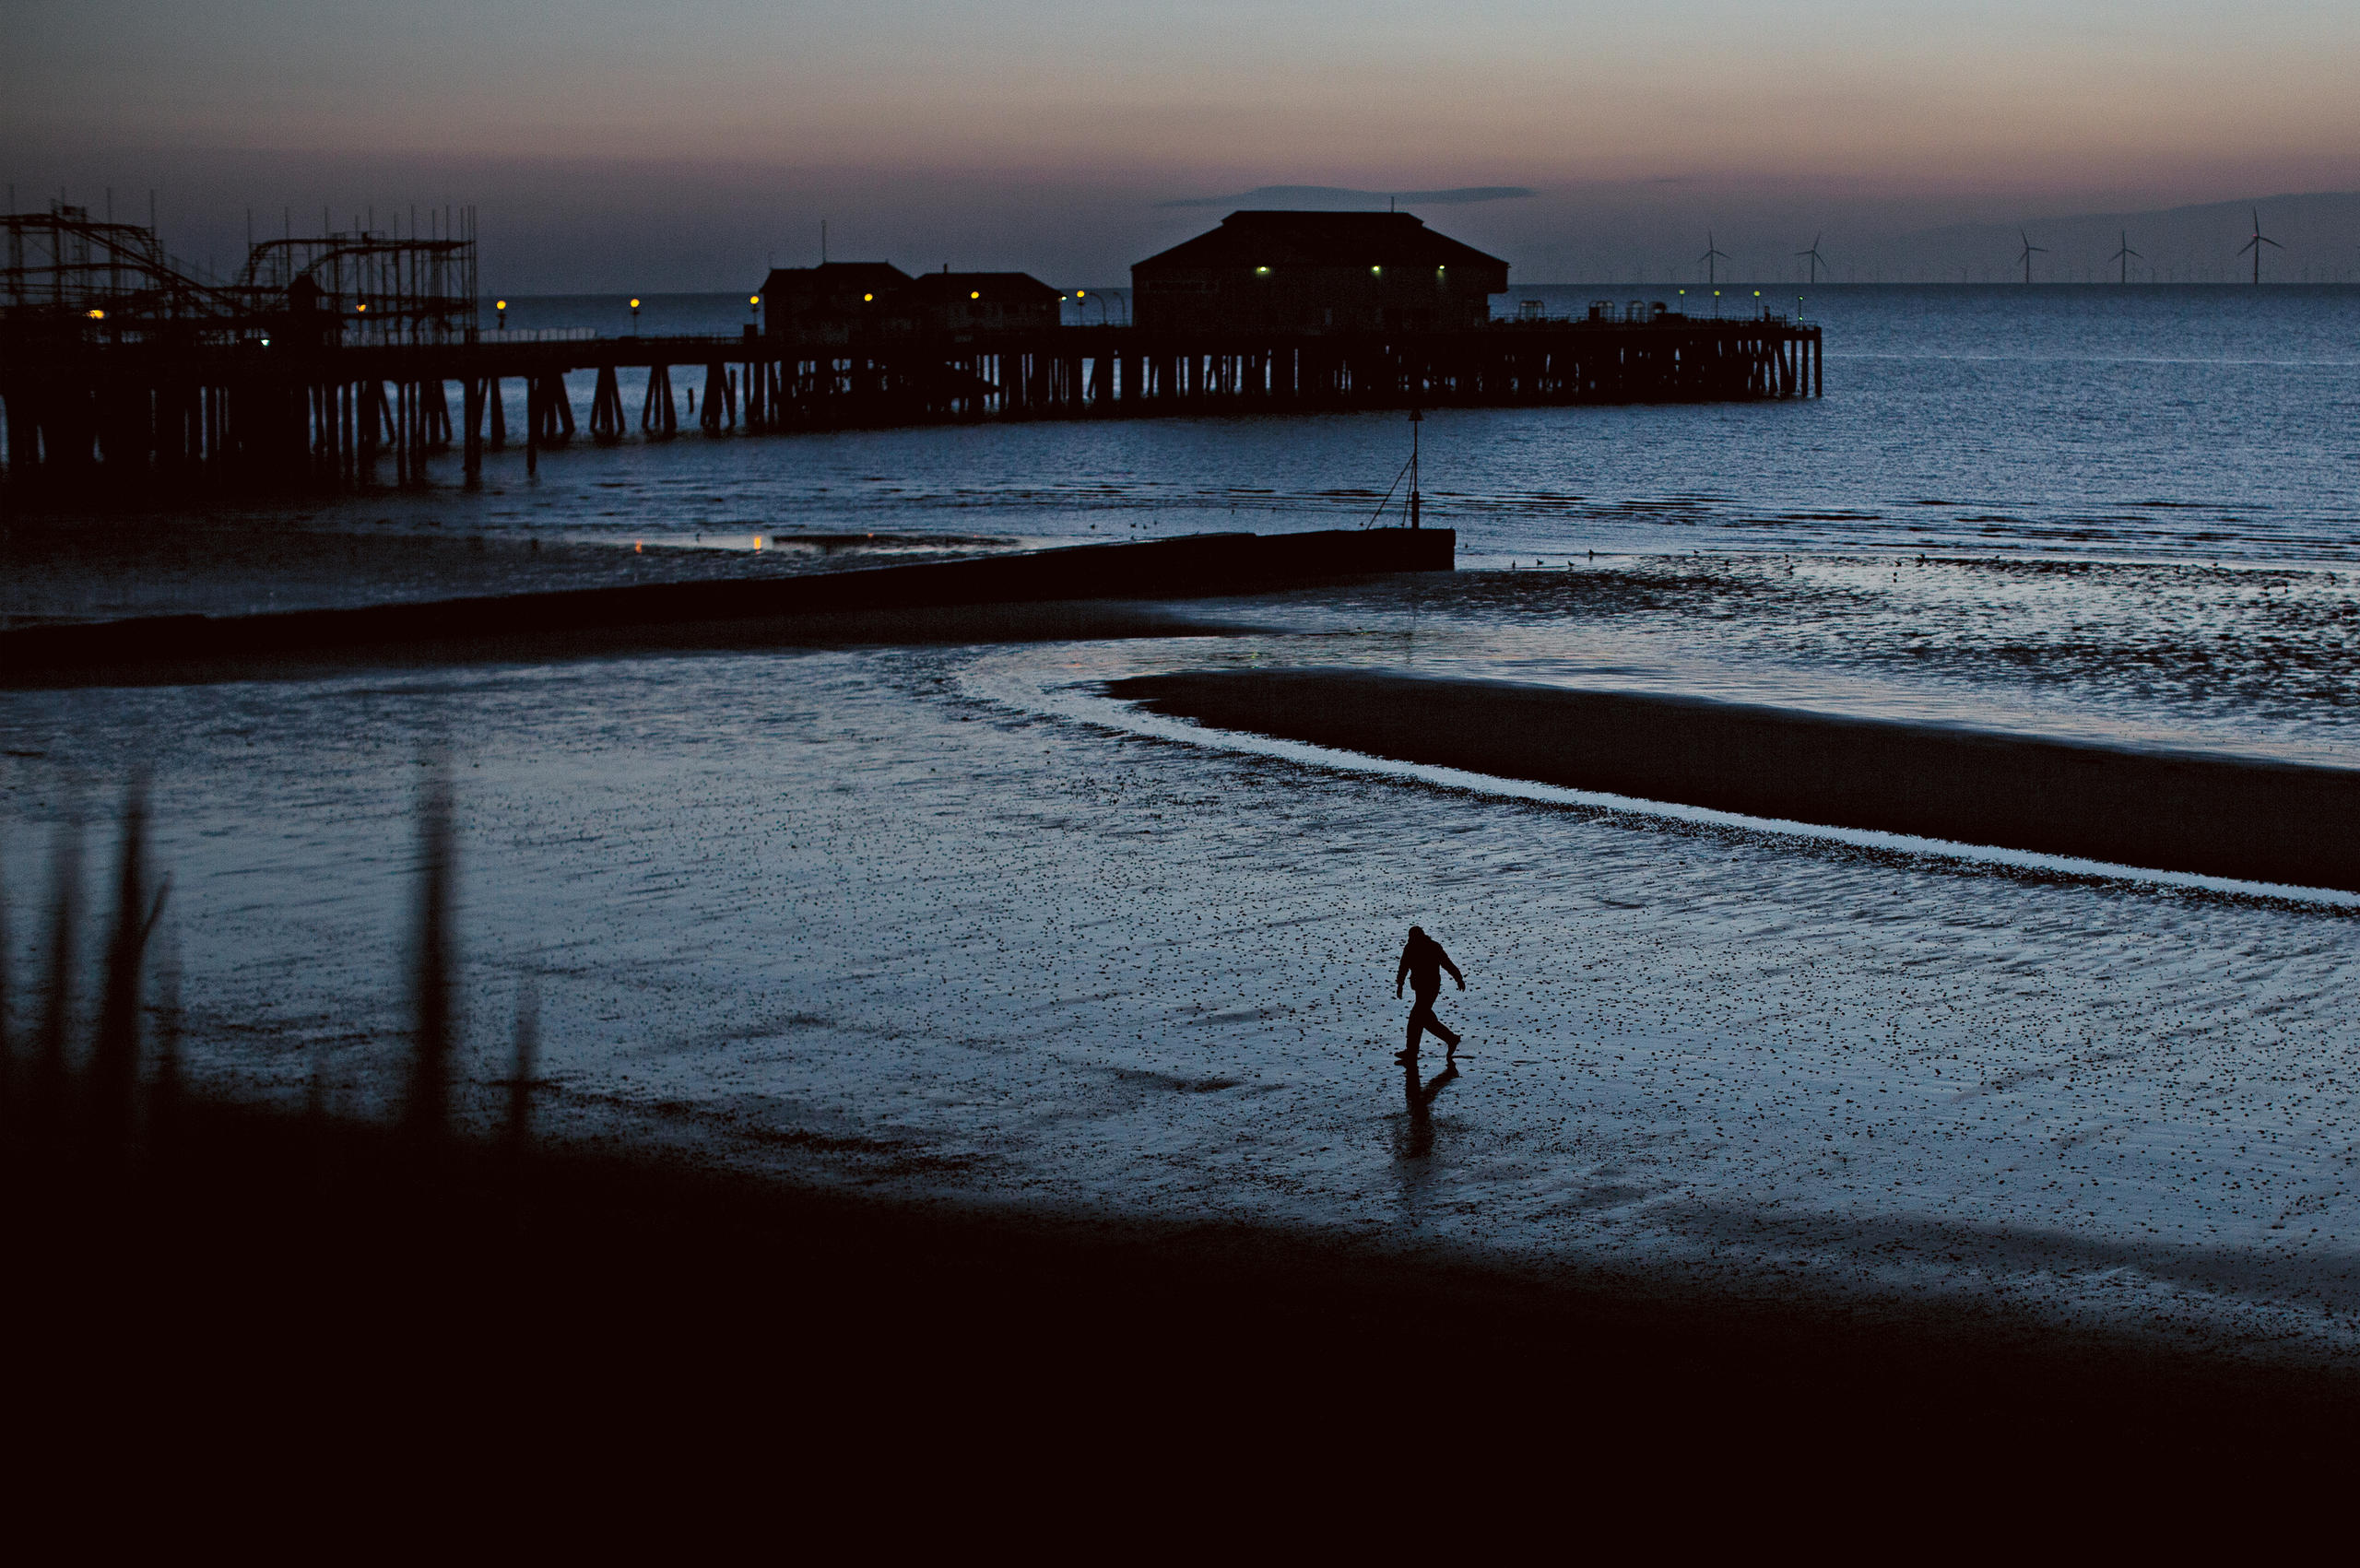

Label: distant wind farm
[1559,193,2360,288]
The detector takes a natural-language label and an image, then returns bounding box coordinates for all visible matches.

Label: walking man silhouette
[1395,925,1465,1061]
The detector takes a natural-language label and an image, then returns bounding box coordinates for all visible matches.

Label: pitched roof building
[1131,211,1509,334]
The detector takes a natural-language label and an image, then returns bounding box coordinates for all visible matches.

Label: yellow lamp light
[357,302,367,312]
[1256,266,1269,275]
[87,308,105,320]
[749,295,760,305]
[496,300,506,309]
[1371,265,1382,276]
[970,290,981,300]
[630,298,641,309]
[863,292,874,301]
[1076,289,1088,297]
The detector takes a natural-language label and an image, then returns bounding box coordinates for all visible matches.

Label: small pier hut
[761,262,914,345]
[1132,211,1509,335]
[900,271,1064,338]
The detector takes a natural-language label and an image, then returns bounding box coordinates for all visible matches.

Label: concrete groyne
[1108,667,2360,893]
[0,528,1452,687]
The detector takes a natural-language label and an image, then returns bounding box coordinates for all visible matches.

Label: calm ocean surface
[479,283,2360,564]
[6,284,2359,1355]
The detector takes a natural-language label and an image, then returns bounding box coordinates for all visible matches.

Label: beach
[5,285,2359,1399]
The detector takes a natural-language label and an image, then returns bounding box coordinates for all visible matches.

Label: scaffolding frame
[240,205,479,346]
[1,202,242,340]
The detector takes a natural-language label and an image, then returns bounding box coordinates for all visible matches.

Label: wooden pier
[1,314,1822,495]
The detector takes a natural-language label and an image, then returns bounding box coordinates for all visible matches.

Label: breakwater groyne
[1108,668,2360,893]
[0,527,1452,686]
[0,317,1820,495]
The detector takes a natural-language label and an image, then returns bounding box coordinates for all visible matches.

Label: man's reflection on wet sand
[1399,1055,1459,1159]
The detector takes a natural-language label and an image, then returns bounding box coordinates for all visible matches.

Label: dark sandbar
[1108,667,2360,893]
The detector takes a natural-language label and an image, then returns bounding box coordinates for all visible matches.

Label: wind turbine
[2236,208,2281,284]
[2016,229,2047,285]
[2108,230,2142,284]
[1795,233,1828,284]
[1699,230,1730,286]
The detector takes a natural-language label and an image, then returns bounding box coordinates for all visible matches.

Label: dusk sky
[8,1,2357,288]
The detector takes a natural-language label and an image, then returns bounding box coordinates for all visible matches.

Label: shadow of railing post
[0,833,11,1140]
[506,974,538,1166]
[30,812,84,1146]
[148,929,183,1171]
[89,775,168,1161]
[403,764,455,1159]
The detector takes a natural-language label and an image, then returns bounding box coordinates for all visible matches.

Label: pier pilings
[0,317,1822,497]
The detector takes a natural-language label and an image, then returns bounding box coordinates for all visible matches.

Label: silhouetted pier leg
[462,378,482,477]
[525,377,538,476]
[425,379,452,452]
[530,373,575,445]
[700,363,726,433]
[641,363,677,439]
[360,381,389,476]
[400,381,416,484]
[394,383,408,482]
[743,359,767,431]
[487,378,507,448]
[590,364,625,444]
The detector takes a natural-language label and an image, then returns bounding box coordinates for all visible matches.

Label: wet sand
[9,640,2357,1369]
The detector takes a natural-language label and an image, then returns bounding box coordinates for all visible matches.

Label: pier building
[1133,211,1508,334]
